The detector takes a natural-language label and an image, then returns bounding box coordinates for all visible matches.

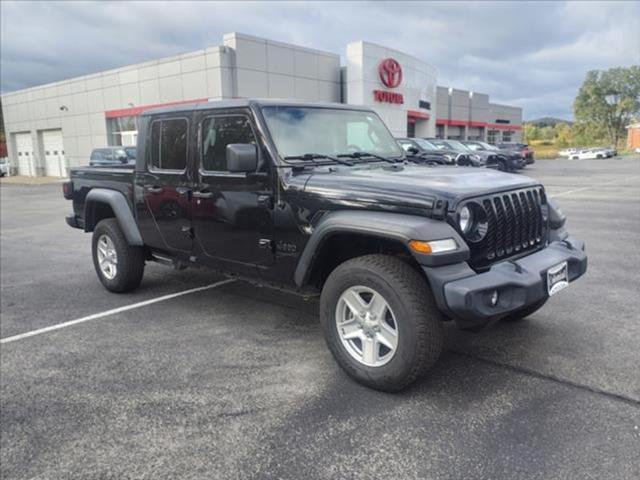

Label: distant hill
[526,117,574,128]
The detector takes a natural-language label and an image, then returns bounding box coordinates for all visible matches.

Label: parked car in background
[0,158,9,177]
[601,147,616,157]
[89,147,133,167]
[426,139,496,168]
[496,142,534,164]
[560,146,616,159]
[558,148,580,157]
[568,149,609,160]
[124,146,137,161]
[396,138,460,165]
[463,140,526,170]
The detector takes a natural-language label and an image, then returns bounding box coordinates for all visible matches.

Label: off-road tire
[501,298,547,322]
[92,218,145,293]
[320,254,444,392]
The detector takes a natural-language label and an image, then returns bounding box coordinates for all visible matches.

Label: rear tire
[92,218,145,293]
[501,298,547,322]
[320,254,444,392]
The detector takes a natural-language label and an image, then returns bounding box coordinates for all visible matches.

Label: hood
[287,164,540,210]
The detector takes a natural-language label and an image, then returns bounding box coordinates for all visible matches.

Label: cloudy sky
[1,1,638,119]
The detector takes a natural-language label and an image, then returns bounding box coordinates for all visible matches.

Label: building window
[502,131,513,142]
[107,116,138,146]
[487,129,498,144]
[149,119,188,171]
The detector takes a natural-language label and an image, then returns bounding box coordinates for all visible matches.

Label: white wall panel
[158,60,181,78]
[139,79,161,105]
[158,76,182,101]
[267,44,294,75]
[182,70,207,99]
[267,73,295,98]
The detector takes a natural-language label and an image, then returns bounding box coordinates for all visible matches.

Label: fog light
[489,290,499,307]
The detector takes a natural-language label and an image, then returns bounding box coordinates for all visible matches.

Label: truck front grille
[464,187,547,269]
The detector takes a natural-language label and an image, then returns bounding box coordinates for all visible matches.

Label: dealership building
[0,32,523,177]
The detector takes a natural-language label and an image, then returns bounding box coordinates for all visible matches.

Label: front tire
[320,255,444,392]
[92,218,145,293]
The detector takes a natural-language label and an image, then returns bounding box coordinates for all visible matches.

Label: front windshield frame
[260,105,404,162]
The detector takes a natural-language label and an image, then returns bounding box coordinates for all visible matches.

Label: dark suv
[462,140,525,170]
[63,100,587,392]
[498,142,534,164]
[396,137,464,165]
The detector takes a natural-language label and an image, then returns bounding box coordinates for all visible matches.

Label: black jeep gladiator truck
[63,100,587,391]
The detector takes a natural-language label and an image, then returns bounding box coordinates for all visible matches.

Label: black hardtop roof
[140,99,375,117]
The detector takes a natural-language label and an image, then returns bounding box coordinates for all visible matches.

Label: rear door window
[149,118,188,171]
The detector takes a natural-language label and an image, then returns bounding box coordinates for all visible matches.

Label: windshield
[414,138,438,151]
[261,106,403,159]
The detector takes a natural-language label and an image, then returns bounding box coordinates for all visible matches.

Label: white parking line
[0,279,236,344]
[550,175,640,198]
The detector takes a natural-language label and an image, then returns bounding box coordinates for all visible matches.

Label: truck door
[137,115,193,253]
[191,111,273,272]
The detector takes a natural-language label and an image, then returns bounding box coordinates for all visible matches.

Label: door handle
[176,187,191,197]
[145,185,164,194]
[192,190,214,199]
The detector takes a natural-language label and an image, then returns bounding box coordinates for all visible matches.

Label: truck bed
[67,166,135,228]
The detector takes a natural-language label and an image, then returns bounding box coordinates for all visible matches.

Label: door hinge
[258,238,274,250]
[432,199,448,220]
[258,194,274,209]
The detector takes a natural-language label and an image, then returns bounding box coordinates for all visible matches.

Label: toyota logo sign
[379,58,403,88]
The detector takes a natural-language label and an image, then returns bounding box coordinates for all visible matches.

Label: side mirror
[226,143,258,172]
[118,156,128,163]
[407,146,419,154]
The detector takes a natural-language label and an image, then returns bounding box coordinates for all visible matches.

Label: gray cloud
[1,1,638,119]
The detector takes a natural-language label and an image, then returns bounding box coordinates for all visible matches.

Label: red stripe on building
[105,98,209,118]
[407,110,430,120]
[435,118,521,130]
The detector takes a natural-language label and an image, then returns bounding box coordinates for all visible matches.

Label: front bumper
[424,236,587,329]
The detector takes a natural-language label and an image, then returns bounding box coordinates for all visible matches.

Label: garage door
[42,130,66,177]
[15,133,35,176]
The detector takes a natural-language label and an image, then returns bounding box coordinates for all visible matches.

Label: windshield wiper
[337,151,399,164]
[284,153,354,166]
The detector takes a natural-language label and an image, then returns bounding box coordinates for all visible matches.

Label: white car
[0,158,9,177]
[568,149,608,160]
[558,148,580,157]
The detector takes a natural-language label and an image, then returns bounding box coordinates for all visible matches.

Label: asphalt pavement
[1,157,639,479]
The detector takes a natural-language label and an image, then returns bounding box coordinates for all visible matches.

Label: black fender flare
[293,210,469,287]
[84,188,143,246]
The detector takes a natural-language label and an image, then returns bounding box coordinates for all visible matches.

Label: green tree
[554,123,573,148]
[524,123,540,142]
[0,98,5,143]
[573,66,640,147]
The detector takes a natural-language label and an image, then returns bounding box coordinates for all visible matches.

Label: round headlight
[459,202,489,242]
[459,206,472,233]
